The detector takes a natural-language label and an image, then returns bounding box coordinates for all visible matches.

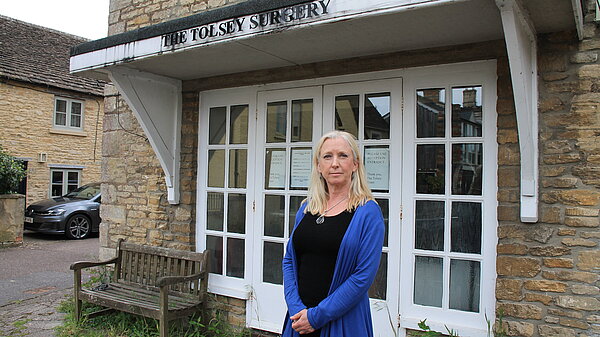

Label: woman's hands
[291,309,315,335]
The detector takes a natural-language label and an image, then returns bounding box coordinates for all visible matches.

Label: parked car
[24,183,101,239]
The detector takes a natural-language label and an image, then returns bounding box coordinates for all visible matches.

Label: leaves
[0,145,26,194]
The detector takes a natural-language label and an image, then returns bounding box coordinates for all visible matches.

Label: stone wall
[0,80,103,206]
[0,195,25,247]
[108,0,245,35]
[493,3,600,336]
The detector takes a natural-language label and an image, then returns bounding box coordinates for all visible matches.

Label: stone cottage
[0,15,105,205]
[70,0,599,336]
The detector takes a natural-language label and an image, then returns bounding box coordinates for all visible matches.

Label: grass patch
[55,297,251,337]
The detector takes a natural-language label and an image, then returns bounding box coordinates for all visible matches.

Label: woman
[282,131,385,337]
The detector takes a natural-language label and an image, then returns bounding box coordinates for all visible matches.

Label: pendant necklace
[316,195,348,224]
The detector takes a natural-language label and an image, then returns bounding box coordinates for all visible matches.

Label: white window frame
[53,97,84,131]
[49,169,81,197]
[399,61,497,337]
[197,87,257,300]
[195,61,498,336]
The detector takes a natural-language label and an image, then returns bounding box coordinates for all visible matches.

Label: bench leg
[160,287,168,337]
[73,270,82,322]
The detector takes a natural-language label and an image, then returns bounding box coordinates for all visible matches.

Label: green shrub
[0,145,26,194]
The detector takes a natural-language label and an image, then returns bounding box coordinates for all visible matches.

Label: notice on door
[364,147,389,191]
[290,149,312,189]
[267,150,286,189]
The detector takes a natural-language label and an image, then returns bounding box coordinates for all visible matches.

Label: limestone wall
[0,81,103,206]
[0,195,25,247]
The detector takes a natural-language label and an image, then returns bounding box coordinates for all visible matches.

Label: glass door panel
[323,78,402,337]
[250,86,323,332]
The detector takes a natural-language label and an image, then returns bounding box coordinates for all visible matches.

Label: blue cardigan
[282,200,385,337]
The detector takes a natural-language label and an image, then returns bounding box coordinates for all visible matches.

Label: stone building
[70,0,599,336]
[0,15,105,205]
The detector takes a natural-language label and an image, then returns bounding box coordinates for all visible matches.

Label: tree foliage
[0,145,26,194]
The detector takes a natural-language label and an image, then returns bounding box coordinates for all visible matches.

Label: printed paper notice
[268,150,286,189]
[291,149,312,188]
[364,147,389,190]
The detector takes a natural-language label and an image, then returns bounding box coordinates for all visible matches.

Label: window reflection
[416,144,445,194]
[209,107,226,144]
[226,238,245,278]
[227,194,246,234]
[335,95,359,138]
[229,149,247,188]
[208,149,225,188]
[263,242,284,284]
[207,235,223,274]
[206,192,224,231]
[368,253,387,300]
[267,101,287,143]
[291,99,313,142]
[452,144,482,195]
[452,86,482,137]
[230,105,249,144]
[417,89,445,138]
[364,93,390,140]
[264,195,285,237]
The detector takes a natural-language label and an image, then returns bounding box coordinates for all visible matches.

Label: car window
[65,184,100,200]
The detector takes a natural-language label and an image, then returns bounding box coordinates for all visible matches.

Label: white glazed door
[249,86,323,332]
[322,78,403,337]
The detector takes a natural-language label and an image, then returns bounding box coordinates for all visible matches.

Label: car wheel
[65,214,91,240]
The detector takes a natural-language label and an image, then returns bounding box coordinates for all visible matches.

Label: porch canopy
[70,0,580,221]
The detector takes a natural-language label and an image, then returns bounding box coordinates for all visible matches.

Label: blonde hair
[304,131,373,215]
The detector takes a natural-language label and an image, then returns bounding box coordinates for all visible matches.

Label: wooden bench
[70,239,209,337]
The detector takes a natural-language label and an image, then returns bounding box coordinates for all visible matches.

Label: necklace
[316,195,348,224]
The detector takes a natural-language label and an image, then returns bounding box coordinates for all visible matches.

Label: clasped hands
[291,309,315,335]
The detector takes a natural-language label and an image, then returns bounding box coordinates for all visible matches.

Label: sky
[0,0,110,40]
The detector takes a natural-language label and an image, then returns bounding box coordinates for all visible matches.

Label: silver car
[24,183,101,239]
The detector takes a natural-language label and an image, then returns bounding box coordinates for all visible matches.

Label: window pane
[452,86,482,137]
[71,102,82,114]
[452,143,483,195]
[70,114,81,128]
[230,105,249,144]
[414,256,443,307]
[264,195,285,237]
[289,196,305,236]
[450,260,480,312]
[290,148,311,190]
[415,200,444,251]
[265,148,286,190]
[451,202,482,254]
[267,101,287,143]
[56,99,67,112]
[209,107,226,145]
[368,252,387,300]
[208,150,225,188]
[52,171,63,184]
[375,198,389,247]
[67,172,79,184]
[206,192,224,231]
[206,235,223,274]
[365,93,390,140]
[417,89,445,138]
[226,238,245,278]
[416,144,445,194]
[229,149,247,188]
[55,112,66,126]
[51,184,63,197]
[364,146,389,192]
[291,99,313,142]
[335,95,359,138]
[263,242,283,284]
[227,194,246,234]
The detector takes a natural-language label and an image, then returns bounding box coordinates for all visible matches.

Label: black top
[293,210,354,309]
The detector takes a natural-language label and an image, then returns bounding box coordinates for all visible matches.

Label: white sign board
[364,147,389,190]
[268,150,286,189]
[290,149,312,188]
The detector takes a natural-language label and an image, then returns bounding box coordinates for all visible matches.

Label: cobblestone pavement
[0,287,71,337]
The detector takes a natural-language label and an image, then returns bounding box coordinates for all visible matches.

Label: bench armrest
[156,272,206,287]
[70,257,119,271]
